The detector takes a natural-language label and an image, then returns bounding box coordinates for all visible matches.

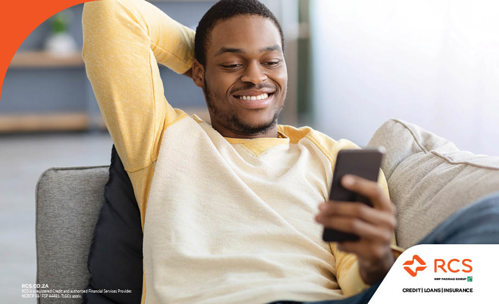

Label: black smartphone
[322,148,384,242]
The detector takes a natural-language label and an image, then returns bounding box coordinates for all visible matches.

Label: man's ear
[192,60,205,88]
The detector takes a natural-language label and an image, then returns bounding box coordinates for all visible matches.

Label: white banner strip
[370,244,499,303]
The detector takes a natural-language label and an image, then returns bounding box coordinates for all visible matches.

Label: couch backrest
[36,166,108,304]
[368,119,499,248]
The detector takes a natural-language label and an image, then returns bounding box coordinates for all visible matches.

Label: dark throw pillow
[84,146,143,304]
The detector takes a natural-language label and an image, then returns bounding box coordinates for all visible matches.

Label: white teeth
[239,93,269,101]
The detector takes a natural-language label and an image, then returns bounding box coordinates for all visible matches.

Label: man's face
[193,15,287,138]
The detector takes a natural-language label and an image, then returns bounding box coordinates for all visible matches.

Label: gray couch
[36,166,108,304]
[35,119,499,303]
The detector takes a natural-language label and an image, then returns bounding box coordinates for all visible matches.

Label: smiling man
[82,0,397,303]
[192,14,287,138]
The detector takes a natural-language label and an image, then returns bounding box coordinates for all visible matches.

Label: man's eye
[265,60,281,67]
[220,64,242,69]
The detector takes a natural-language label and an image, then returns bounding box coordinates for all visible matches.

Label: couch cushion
[85,146,143,304]
[367,119,499,248]
[36,166,109,304]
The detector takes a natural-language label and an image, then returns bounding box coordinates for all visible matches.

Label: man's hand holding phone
[315,149,397,284]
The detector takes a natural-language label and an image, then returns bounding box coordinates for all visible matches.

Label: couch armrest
[368,119,499,248]
[36,166,108,304]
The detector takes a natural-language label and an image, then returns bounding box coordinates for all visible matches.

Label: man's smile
[238,93,269,101]
[232,89,276,109]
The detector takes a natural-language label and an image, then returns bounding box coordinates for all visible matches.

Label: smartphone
[322,148,384,242]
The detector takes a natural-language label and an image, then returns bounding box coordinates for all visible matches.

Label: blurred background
[1,0,498,302]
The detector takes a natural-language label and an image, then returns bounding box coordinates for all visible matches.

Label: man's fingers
[341,175,394,213]
[315,214,394,243]
[318,202,396,229]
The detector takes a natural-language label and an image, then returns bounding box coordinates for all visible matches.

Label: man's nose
[241,61,267,84]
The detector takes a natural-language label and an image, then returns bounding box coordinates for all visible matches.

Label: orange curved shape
[403,254,426,266]
[0,0,97,101]
[403,254,427,277]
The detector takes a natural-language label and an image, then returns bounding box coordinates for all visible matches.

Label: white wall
[311,0,499,155]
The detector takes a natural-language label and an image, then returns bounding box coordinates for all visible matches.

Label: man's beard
[203,79,282,136]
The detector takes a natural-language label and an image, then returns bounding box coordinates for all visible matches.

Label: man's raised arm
[82,0,194,173]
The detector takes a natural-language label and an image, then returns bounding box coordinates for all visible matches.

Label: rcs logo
[403,255,427,277]
[403,255,473,277]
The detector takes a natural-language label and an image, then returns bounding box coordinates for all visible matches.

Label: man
[82,0,398,303]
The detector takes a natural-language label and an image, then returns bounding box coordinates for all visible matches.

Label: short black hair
[194,0,284,66]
